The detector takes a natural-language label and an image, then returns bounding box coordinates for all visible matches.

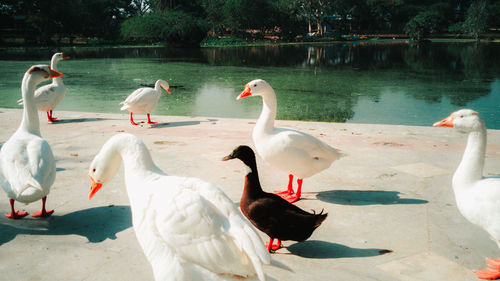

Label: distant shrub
[404,11,442,42]
[121,11,208,46]
[448,22,465,35]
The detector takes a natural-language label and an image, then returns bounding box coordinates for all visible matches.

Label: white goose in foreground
[1,65,62,219]
[434,109,500,280]
[18,52,70,122]
[120,80,171,125]
[88,133,282,281]
[237,79,341,203]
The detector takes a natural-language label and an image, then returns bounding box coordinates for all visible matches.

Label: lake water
[1,42,499,129]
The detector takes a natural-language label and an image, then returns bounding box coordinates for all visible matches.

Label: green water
[1,42,499,128]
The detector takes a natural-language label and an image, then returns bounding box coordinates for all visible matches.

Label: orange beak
[62,53,70,59]
[433,114,454,127]
[88,175,103,200]
[167,89,171,94]
[237,84,252,100]
[49,68,64,78]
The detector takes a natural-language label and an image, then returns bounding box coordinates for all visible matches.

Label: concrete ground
[0,108,499,281]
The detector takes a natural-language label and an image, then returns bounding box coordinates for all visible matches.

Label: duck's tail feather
[312,209,328,227]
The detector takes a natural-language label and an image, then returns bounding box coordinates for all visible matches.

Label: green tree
[463,0,488,41]
[201,0,226,37]
[121,10,208,46]
[404,10,442,41]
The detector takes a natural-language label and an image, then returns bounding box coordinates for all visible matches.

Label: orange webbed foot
[487,258,500,270]
[5,210,28,219]
[31,209,54,218]
[474,268,500,280]
[283,193,300,203]
[273,189,291,195]
[265,240,282,252]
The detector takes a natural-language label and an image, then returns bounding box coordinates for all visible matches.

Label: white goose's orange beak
[433,114,454,127]
[49,68,64,78]
[167,88,171,94]
[88,175,103,200]
[237,84,252,100]
[62,53,70,59]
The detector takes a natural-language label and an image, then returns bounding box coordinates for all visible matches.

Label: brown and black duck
[222,145,328,252]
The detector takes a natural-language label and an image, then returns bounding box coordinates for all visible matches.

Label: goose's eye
[92,168,96,173]
[253,84,257,87]
[460,115,464,118]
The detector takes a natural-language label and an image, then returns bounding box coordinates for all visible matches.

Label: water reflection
[191,83,260,118]
[0,42,499,128]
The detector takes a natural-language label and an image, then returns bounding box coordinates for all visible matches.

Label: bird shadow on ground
[316,190,428,206]
[0,205,131,245]
[150,118,218,128]
[49,117,111,124]
[285,240,392,259]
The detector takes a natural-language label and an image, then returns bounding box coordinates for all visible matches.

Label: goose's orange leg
[130,112,139,125]
[284,178,302,203]
[274,174,294,195]
[5,199,28,219]
[147,113,157,124]
[47,110,57,122]
[31,196,54,218]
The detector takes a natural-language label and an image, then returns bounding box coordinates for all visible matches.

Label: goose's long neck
[255,90,277,135]
[121,143,162,180]
[51,58,63,86]
[19,73,41,135]
[242,159,264,200]
[111,140,164,201]
[154,80,162,92]
[453,126,487,187]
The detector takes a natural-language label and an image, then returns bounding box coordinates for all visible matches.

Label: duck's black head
[222,145,257,168]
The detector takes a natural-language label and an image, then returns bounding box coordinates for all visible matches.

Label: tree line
[1,0,499,46]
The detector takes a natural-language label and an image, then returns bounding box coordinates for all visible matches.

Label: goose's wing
[121,88,157,106]
[151,177,268,280]
[26,137,56,190]
[33,83,57,103]
[272,128,340,160]
[0,136,54,197]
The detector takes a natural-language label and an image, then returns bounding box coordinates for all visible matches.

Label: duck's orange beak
[88,175,103,200]
[433,114,454,127]
[49,68,64,78]
[167,88,171,94]
[237,84,252,100]
[62,53,70,59]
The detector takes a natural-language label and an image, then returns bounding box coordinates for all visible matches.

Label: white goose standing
[18,52,70,122]
[1,65,62,219]
[434,109,500,279]
[120,80,171,125]
[237,79,341,203]
[88,133,279,281]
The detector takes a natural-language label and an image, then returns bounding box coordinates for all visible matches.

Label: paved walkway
[1,108,499,281]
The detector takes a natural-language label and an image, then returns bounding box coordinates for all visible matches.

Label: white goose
[237,79,341,203]
[1,65,62,219]
[434,109,500,279]
[120,80,171,125]
[18,52,70,122]
[88,133,277,281]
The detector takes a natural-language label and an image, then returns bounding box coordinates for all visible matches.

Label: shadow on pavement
[286,240,392,259]
[50,117,111,124]
[316,190,428,205]
[0,205,131,245]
